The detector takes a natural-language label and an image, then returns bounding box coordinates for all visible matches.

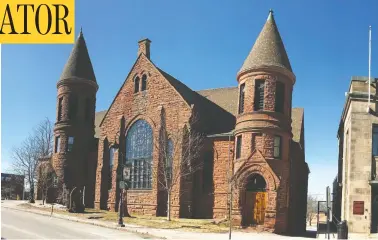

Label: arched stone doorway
[242,174,267,226]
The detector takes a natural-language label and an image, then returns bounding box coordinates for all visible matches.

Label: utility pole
[326,186,330,240]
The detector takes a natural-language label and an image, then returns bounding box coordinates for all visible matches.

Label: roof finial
[80,27,83,34]
[267,9,274,20]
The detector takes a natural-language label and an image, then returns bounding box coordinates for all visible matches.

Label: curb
[2,205,164,239]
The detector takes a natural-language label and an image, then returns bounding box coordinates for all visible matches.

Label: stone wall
[94,52,194,218]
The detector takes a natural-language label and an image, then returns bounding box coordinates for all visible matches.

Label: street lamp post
[118,178,125,227]
[111,131,131,227]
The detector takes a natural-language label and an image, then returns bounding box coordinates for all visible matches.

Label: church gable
[99,52,193,141]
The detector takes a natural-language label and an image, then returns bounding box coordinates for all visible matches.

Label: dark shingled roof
[60,31,97,82]
[239,10,292,74]
[157,68,236,134]
[291,108,304,143]
[94,86,304,143]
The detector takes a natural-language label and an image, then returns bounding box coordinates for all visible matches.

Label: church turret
[234,10,295,232]
[52,30,98,209]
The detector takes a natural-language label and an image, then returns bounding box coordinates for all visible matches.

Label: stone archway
[235,163,279,229]
[243,174,267,226]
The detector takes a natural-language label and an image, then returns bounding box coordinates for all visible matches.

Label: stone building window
[372,126,378,156]
[134,76,140,93]
[126,119,153,189]
[68,94,78,120]
[254,80,265,111]
[236,135,242,159]
[58,97,63,122]
[238,83,245,114]
[67,137,74,152]
[55,136,61,153]
[141,74,147,91]
[273,135,281,158]
[275,81,285,113]
[109,147,115,190]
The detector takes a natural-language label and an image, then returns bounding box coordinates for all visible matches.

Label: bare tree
[307,195,318,226]
[37,162,56,205]
[153,115,204,221]
[11,118,54,203]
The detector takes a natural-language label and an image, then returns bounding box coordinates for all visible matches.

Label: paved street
[1,206,152,239]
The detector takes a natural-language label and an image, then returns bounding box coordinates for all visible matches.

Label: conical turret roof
[60,30,96,82]
[239,10,292,74]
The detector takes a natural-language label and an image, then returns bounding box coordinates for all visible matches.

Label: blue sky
[2,0,378,199]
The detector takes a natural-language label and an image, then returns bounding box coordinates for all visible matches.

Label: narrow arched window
[126,120,153,189]
[68,94,78,120]
[108,147,115,190]
[141,74,147,91]
[238,83,245,114]
[275,81,285,113]
[134,77,140,93]
[57,97,63,122]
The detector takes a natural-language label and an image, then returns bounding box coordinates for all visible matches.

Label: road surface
[1,206,152,239]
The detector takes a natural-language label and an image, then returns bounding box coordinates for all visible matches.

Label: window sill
[127,189,153,193]
[133,90,148,96]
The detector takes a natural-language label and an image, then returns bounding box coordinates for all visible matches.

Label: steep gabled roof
[157,68,236,134]
[197,87,238,115]
[60,30,97,82]
[239,10,292,75]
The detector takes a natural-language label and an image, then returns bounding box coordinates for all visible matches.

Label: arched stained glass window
[126,119,153,189]
[108,147,115,190]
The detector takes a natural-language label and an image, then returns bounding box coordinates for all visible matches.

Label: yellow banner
[0,0,74,44]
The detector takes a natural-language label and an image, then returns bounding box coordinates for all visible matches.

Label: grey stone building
[334,76,378,234]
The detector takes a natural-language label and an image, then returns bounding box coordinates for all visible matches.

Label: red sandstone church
[41,10,309,234]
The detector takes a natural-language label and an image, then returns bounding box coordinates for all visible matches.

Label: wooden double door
[244,191,267,225]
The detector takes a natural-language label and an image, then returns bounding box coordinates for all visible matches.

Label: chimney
[138,38,151,59]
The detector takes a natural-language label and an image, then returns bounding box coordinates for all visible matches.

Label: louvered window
[275,82,285,113]
[238,83,245,114]
[134,77,140,93]
[141,74,147,91]
[254,80,265,111]
[236,135,242,159]
[58,97,63,121]
[273,136,282,158]
[68,94,78,120]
